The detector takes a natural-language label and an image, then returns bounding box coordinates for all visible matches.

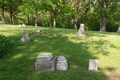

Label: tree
[20,0,42,26]
[6,0,23,24]
[95,0,119,32]
[68,0,91,29]
[115,2,120,32]
[99,0,107,32]
[41,0,65,28]
[34,0,42,26]
[1,0,5,24]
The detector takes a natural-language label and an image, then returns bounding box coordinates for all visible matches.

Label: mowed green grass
[0,24,120,80]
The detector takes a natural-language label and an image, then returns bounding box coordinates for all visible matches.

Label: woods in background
[1,0,120,32]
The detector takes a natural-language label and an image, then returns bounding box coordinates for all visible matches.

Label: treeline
[0,0,120,32]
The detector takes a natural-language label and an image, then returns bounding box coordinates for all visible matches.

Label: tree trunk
[100,11,103,31]
[12,13,14,24]
[1,0,5,24]
[50,22,51,28]
[99,0,106,32]
[102,16,106,32]
[27,15,29,25]
[72,18,74,25]
[53,16,56,28]
[116,22,120,33]
[10,5,12,24]
[35,11,38,27]
[74,19,77,30]
[74,14,77,30]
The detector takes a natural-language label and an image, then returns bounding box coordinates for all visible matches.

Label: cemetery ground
[0,24,120,80]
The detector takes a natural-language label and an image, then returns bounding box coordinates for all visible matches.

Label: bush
[0,34,14,59]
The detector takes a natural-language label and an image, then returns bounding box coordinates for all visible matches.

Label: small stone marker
[18,24,21,26]
[20,29,31,42]
[88,59,98,71]
[76,24,85,38]
[56,56,68,71]
[35,53,56,71]
[33,29,42,35]
[22,24,26,26]
[35,29,40,32]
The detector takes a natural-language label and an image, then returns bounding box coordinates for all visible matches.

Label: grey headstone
[76,24,85,38]
[35,57,57,71]
[88,59,98,71]
[56,56,68,71]
[36,53,53,61]
[20,29,31,42]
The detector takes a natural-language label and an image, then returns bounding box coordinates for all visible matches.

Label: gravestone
[20,29,31,42]
[33,29,42,35]
[35,29,41,32]
[76,24,85,38]
[88,59,98,71]
[22,24,26,26]
[18,24,21,26]
[56,56,68,71]
[35,53,57,71]
[36,53,53,61]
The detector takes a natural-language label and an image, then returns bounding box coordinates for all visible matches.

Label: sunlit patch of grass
[69,65,78,69]
[0,24,120,80]
[12,54,25,59]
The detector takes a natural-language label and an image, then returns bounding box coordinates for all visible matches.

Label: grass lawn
[0,24,120,80]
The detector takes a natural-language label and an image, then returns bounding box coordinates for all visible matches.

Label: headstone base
[35,57,57,71]
[76,33,85,38]
[20,38,31,42]
[33,32,42,35]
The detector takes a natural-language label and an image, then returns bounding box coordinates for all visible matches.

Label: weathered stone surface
[56,56,68,71]
[36,53,53,61]
[35,57,57,71]
[20,29,31,42]
[88,59,98,71]
[76,24,86,38]
[20,38,31,42]
[57,56,66,61]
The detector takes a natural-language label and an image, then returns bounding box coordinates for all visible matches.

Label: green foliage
[1,0,120,31]
[0,34,14,59]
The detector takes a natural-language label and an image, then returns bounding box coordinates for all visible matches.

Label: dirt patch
[107,70,120,80]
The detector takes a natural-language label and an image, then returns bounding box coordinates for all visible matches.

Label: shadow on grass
[0,27,118,80]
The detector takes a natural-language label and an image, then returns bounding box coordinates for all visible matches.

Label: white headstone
[35,29,40,32]
[88,59,98,71]
[80,24,84,32]
[22,24,26,26]
[18,24,21,26]
[76,23,85,38]
[56,56,68,71]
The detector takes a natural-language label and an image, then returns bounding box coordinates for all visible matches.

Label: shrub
[0,34,14,59]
